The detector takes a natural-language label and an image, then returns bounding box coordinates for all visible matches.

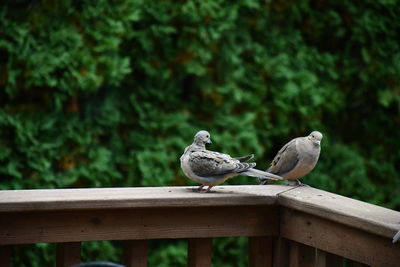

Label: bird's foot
[193,185,205,192]
[205,186,213,193]
[295,180,309,187]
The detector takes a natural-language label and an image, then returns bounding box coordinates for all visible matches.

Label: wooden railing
[0,185,399,267]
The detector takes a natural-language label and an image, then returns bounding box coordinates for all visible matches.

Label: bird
[259,131,323,186]
[180,130,282,192]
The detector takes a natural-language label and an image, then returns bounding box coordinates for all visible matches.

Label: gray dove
[259,131,323,186]
[180,130,282,192]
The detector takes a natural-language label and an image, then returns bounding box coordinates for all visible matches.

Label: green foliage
[148,240,187,267]
[1,0,399,266]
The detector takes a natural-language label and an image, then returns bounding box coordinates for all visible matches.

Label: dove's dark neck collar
[193,141,206,149]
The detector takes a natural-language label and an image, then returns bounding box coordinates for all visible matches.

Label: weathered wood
[281,208,400,267]
[188,238,212,267]
[289,241,300,267]
[0,185,288,212]
[0,245,11,267]
[278,187,400,239]
[315,249,343,267]
[0,206,279,245]
[123,240,147,267]
[56,242,80,267]
[315,249,326,267]
[272,237,289,267]
[325,251,343,267]
[288,241,315,267]
[0,185,399,267]
[248,236,273,267]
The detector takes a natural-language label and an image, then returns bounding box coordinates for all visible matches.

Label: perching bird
[180,130,282,192]
[259,131,323,186]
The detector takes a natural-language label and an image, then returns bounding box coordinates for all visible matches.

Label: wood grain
[123,240,147,267]
[278,187,400,239]
[272,237,289,267]
[281,208,400,267]
[325,251,343,267]
[314,249,343,267]
[188,238,212,267]
[0,185,287,212]
[0,185,399,267]
[288,241,315,267]
[248,236,273,267]
[0,206,279,245]
[56,242,81,267]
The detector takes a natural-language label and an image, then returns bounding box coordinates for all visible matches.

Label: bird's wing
[189,151,254,177]
[268,138,299,176]
[234,154,254,162]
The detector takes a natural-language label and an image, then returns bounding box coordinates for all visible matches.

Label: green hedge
[1,0,399,266]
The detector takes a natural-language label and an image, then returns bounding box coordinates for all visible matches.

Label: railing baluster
[0,245,11,267]
[248,236,272,267]
[316,249,344,267]
[272,237,289,267]
[315,249,326,267]
[56,242,81,267]
[188,238,212,267]
[289,241,300,267]
[326,251,343,267]
[289,241,315,267]
[123,240,147,267]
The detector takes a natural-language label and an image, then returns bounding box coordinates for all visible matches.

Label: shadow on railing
[0,185,399,267]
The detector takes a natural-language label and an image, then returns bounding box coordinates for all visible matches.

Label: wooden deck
[0,185,399,266]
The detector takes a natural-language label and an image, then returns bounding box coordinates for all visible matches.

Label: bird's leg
[285,180,291,186]
[205,186,213,193]
[197,185,205,191]
[296,180,309,187]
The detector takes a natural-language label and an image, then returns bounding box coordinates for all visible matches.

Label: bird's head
[194,130,212,146]
[308,131,323,147]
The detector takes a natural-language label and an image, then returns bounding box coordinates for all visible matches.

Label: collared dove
[259,131,323,186]
[180,130,282,192]
[393,230,400,243]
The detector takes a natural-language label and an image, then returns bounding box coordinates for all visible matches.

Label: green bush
[1,0,399,266]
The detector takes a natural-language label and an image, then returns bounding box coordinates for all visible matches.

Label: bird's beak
[207,139,212,144]
[315,140,321,146]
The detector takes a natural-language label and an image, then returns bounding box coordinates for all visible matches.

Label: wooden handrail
[0,185,399,267]
[0,186,284,212]
[277,187,400,239]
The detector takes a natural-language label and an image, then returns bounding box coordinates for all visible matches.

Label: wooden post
[123,240,147,267]
[188,238,212,267]
[56,242,81,267]
[0,246,11,267]
[249,236,273,267]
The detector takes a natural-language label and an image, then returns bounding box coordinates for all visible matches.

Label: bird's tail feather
[241,168,282,181]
